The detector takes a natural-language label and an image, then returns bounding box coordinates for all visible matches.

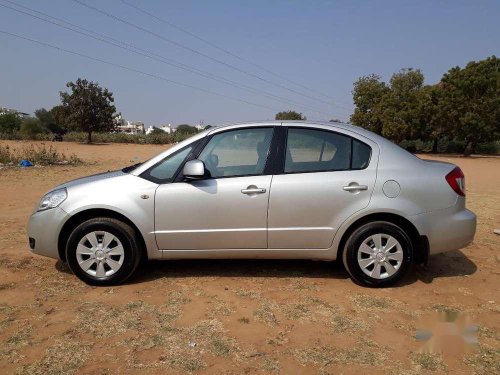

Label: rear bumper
[409,207,476,255]
[27,207,69,260]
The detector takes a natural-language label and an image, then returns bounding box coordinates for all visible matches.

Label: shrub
[0,144,82,166]
[0,113,22,134]
[20,118,48,137]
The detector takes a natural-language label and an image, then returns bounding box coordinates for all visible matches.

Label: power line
[0,0,345,118]
[72,0,338,108]
[119,0,340,103]
[0,29,288,113]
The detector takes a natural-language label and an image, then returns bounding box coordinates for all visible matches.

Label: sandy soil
[0,140,498,374]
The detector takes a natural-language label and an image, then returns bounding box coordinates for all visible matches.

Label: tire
[65,217,142,286]
[342,221,413,287]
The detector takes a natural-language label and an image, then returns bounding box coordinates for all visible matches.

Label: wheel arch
[337,212,429,264]
[57,208,148,262]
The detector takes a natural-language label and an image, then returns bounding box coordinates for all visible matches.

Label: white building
[0,107,30,118]
[115,115,145,135]
[159,124,175,134]
[117,121,145,135]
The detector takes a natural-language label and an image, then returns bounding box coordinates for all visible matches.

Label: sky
[0,0,499,127]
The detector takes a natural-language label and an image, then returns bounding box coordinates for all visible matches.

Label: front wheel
[342,221,413,287]
[65,217,142,286]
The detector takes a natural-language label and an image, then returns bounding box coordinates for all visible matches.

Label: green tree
[59,78,117,143]
[350,74,389,134]
[436,56,500,155]
[275,110,306,121]
[20,117,47,137]
[175,124,198,134]
[379,69,425,143]
[35,107,64,134]
[0,113,22,134]
[149,127,166,135]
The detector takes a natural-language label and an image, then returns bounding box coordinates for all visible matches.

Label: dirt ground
[0,140,498,374]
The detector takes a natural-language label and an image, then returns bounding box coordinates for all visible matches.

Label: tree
[35,107,64,134]
[20,117,47,137]
[350,74,389,134]
[351,69,426,144]
[378,69,425,143]
[149,127,166,135]
[436,56,500,155]
[0,113,22,134]
[275,110,306,121]
[175,124,198,134]
[59,78,117,143]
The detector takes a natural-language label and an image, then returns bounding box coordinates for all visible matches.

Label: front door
[154,127,275,250]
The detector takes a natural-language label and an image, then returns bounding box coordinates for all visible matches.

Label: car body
[27,121,476,286]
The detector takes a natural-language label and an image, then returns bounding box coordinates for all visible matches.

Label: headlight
[37,188,67,212]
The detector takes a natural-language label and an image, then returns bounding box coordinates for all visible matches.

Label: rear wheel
[66,217,141,286]
[342,221,413,287]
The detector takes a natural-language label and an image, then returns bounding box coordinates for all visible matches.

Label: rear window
[352,139,371,169]
[284,128,371,173]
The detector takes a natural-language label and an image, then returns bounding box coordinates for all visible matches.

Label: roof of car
[214,120,384,143]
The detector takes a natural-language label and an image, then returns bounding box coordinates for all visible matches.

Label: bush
[476,141,500,154]
[0,144,82,166]
[20,118,48,137]
[62,131,187,144]
[0,113,22,134]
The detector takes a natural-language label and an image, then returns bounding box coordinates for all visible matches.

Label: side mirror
[183,159,205,180]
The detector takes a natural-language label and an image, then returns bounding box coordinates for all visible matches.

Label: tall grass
[0,144,82,166]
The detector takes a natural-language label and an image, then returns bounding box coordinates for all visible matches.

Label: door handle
[343,184,368,192]
[241,186,266,195]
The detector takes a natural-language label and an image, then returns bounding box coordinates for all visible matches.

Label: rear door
[268,126,377,249]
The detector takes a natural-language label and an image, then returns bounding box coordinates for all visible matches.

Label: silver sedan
[27,121,476,287]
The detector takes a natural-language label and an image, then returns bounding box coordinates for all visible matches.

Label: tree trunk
[432,138,438,153]
[87,131,92,144]
[463,140,473,156]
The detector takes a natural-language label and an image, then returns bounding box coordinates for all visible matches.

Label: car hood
[53,170,126,191]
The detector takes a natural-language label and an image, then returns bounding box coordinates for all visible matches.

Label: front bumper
[409,207,476,255]
[27,207,69,260]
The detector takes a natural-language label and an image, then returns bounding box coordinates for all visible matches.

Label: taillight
[445,166,465,196]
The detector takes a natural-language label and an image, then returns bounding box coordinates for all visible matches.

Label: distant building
[195,121,205,131]
[0,107,30,118]
[115,115,145,135]
[158,124,176,134]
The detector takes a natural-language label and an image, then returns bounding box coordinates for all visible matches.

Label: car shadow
[130,258,350,283]
[402,250,477,285]
[54,250,477,286]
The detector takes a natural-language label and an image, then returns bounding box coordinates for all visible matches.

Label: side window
[285,128,351,173]
[146,145,194,182]
[352,139,372,169]
[198,128,274,178]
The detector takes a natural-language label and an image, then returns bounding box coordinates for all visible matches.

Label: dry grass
[350,294,394,310]
[294,339,387,367]
[0,143,83,166]
[464,344,500,375]
[15,336,92,375]
[410,352,446,371]
[253,301,279,326]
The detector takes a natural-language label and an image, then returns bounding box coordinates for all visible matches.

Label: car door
[154,127,275,250]
[268,126,377,249]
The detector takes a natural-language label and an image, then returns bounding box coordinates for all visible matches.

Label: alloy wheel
[76,231,125,278]
[357,233,403,279]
